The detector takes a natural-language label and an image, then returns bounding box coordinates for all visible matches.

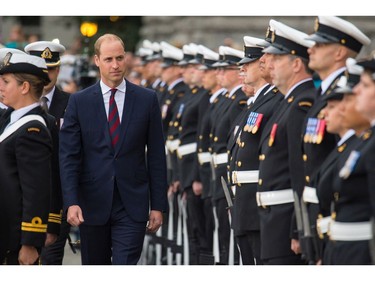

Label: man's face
[44,66,59,93]
[94,39,126,87]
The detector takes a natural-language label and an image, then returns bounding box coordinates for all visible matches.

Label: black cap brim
[356,59,375,72]
[238,57,259,65]
[305,33,333,44]
[263,45,288,55]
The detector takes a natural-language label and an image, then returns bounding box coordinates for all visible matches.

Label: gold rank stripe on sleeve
[21,217,48,233]
[298,101,313,107]
[48,212,62,224]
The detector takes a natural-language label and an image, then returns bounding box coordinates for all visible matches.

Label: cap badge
[3,52,12,67]
[271,32,276,43]
[265,26,270,38]
[314,17,319,32]
[41,47,53,59]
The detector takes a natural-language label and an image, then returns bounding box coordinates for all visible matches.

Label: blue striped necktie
[108,88,120,148]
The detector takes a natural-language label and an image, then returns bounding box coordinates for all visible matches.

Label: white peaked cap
[199,45,219,61]
[182,43,198,55]
[244,36,266,47]
[346,57,364,75]
[0,48,26,61]
[138,47,153,57]
[223,46,244,59]
[318,16,370,46]
[151,42,161,53]
[142,39,153,49]
[270,20,314,49]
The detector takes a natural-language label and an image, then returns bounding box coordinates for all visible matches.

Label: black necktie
[41,96,49,112]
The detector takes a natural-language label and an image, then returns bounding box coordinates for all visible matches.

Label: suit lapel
[115,81,135,154]
[92,84,113,150]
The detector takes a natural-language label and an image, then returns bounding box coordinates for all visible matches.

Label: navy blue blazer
[59,80,168,224]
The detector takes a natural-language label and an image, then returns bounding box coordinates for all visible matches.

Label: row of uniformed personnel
[137,16,375,265]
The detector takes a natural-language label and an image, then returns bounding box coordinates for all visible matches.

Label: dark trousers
[203,197,214,254]
[215,197,231,264]
[40,217,71,265]
[262,254,305,265]
[236,231,262,265]
[79,187,147,265]
[186,187,207,265]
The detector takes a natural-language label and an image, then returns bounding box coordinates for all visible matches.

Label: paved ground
[62,242,81,265]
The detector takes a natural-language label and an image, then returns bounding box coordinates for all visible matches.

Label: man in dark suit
[59,33,168,265]
[24,40,71,265]
[256,20,316,265]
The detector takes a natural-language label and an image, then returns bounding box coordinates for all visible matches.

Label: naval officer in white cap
[24,40,72,265]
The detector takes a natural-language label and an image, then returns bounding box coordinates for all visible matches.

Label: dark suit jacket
[59,80,168,225]
[0,106,53,261]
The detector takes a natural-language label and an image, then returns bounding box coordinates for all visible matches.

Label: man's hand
[146,210,163,233]
[192,181,203,196]
[291,238,301,255]
[67,205,84,227]
[18,245,39,265]
[44,233,58,247]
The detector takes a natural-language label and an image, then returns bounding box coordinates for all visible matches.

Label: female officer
[324,58,372,264]
[0,52,53,265]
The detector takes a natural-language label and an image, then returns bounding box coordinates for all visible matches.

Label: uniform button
[214,137,218,142]
[198,148,202,153]
[169,121,173,126]
[237,161,242,167]
[303,154,307,161]
[199,135,203,140]
[258,179,262,186]
[208,148,212,152]
[174,121,179,127]
[241,142,245,148]
[179,126,182,132]
[209,133,213,138]
[259,154,265,161]
[305,176,310,183]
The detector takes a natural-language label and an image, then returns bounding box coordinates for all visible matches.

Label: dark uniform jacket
[46,87,70,235]
[228,86,283,235]
[177,87,209,190]
[309,132,358,261]
[162,79,189,184]
[211,86,247,201]
[196,89,226,199]
[302,73,343,187]
[257,79,315,260]
[325,129,374,265]
[0,106,53,262]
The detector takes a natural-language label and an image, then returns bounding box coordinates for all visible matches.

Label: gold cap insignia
[3,52,12,66]
[272,32,276,43]
[314,17,319,32]
[41,47,53,60]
